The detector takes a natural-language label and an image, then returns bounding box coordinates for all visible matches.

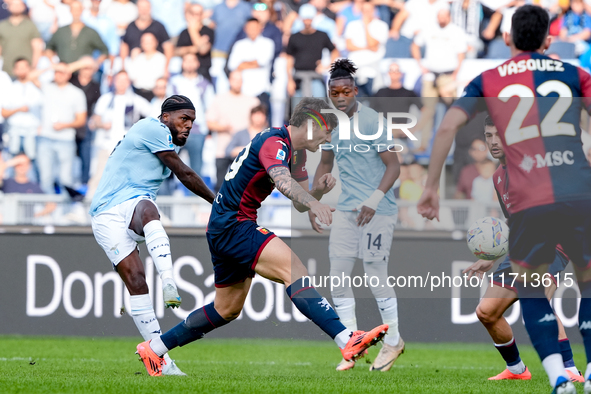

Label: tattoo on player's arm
[269,166,316,207]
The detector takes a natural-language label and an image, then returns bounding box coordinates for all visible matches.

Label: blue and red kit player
[419,5,591,393]
[135,97,389,376]
[462,116,582,383]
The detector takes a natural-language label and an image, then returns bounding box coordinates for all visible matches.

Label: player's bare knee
[476,304,499,326]
[216,305,243,321]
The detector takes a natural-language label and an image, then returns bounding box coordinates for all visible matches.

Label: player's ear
[502,31,511,48]
[542,35,552,52]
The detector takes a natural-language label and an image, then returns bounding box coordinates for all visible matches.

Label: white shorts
[91,196,160,267]
[329,210,397,261]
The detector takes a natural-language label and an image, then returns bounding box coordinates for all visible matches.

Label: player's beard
[170,126,188,146]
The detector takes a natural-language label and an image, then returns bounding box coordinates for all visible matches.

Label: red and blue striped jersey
[454,52,591,213]
[207,126,308,235]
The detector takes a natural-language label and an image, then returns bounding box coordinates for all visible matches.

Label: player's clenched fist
[417,187,439,221]
[312,173,337,196]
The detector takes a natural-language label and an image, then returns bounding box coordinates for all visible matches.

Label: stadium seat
[485,38,511,59]
[547,41,576,59]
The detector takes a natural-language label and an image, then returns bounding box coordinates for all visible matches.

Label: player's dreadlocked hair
[290,98,338,130]
[329,59,357,84]
[159,95,194,119]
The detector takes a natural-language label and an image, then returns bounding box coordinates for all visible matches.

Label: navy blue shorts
[509,200,591,271]
[206,220,276,288]
[492,247,569,292]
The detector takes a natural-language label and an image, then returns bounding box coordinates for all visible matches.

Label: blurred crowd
[1,0,591,222]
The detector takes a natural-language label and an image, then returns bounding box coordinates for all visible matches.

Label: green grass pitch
[0,336,586,393]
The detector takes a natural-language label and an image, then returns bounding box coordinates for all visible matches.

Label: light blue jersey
[329,102,397,216]
[89,118,179,216]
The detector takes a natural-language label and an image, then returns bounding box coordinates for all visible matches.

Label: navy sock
[161,303,229,350]
[287,277,347,339]
[495,338,522,366]
[559,339,575,368]
[517,283,560,361]
[578,280,591,364]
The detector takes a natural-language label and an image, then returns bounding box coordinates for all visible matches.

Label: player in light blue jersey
[310,59,403,371]
[89,95,215,375]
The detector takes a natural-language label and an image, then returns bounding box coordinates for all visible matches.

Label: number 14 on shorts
[367,233,382,250]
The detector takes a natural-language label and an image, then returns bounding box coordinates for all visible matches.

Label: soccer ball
[466,217,509,260]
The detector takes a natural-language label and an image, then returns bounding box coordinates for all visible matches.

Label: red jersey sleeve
[578,67,591,114]
[291,149,308,182]
[259,136,291,173]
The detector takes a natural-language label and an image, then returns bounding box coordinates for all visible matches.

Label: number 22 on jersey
[498,80,576,146]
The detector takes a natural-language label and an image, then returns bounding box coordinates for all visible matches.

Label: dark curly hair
[329,58,357,84]
[511,5,549,52]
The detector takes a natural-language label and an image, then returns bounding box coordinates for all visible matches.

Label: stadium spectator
[289,0,338,41]
[210,0,252,56]
[168,53,215,177]
[103,0,138,37]
[70,56,101,189]
[399,162,426,202]
[0,153,42,194]
[455,138,489,199]
[0,0,9,21]
[37,62,87,195]
[148,0,187,38]
[236,2,282,66]
[372,62,423,140]
[45,0,108,66]
[450,0,484,58]
[87,70,151,199]
[2,58,43,165]
[469,158,497,203]
[206,70,259,192]
[481,0,525,45]
[286,4,338,97]
[389,0,448,55]
[227,18,274,114]
[344,0,389,96]
[0,154,57,219]
[558,0,591,55]
[26,0,59,42]
[0,0,43,76]
[120,0,172,76]
[126,32,167,101]
[398,162,428,229]
[225,104,268,160]
[0,66,10,155]
[335,0,365,37]
[176,3,215,82]
[82,0,121,68]
[150,77,168,118]
[411,6,467,152]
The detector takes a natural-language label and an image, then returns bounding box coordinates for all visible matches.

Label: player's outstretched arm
[417,107,468,221]
[156,150,216,204]
[269,166,334,225]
